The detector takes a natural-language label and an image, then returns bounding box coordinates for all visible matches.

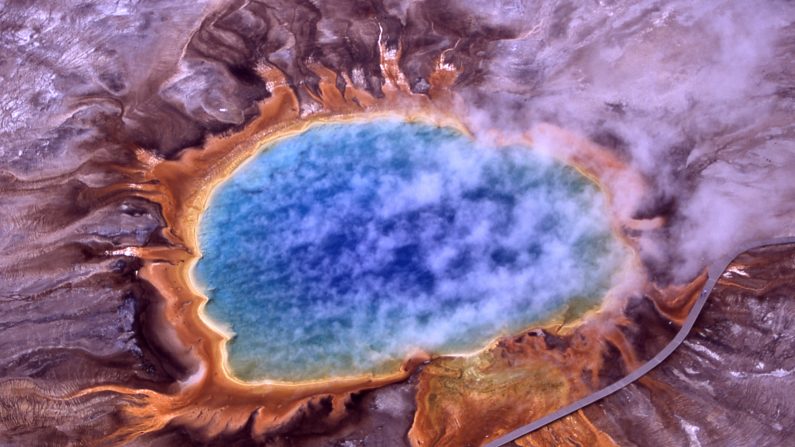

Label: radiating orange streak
[648,271,708,325]
[515,410,619,447]
[74,39,702,446]
[408,274,704,447]
[76,54,472,443]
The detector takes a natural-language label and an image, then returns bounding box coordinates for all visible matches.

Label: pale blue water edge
[194,120,626,382]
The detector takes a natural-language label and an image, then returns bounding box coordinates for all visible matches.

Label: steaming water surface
[195,120,627,381]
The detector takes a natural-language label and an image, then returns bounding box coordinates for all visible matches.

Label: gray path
[486,236,795,447]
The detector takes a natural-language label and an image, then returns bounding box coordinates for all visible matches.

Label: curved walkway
[486,236,795,447]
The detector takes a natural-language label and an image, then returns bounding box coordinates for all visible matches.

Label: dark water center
[194,120,626,382]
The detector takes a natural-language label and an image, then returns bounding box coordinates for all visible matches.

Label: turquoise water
[194,120,626,382]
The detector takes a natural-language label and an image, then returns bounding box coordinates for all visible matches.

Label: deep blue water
[194,120,626,381]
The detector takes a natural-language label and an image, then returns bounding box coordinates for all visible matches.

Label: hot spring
[193,119,627,382]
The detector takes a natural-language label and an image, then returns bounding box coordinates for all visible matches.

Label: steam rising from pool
[195,120,627,381]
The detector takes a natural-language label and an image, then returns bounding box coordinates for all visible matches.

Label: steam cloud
[445,0,795,282]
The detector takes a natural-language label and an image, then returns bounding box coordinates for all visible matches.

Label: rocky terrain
[1,1,793,446]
